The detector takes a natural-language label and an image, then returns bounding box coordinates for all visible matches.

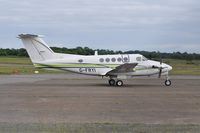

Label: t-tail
[18,34,56,63]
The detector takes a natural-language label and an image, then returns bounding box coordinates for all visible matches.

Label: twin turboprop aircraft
[18,34,172,86]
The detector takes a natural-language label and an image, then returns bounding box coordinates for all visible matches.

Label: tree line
[0,47,200,60]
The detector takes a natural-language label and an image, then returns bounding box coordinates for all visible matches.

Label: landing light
[34,71,39,74]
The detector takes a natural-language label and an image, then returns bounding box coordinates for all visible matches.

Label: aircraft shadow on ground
[32,82,162,88]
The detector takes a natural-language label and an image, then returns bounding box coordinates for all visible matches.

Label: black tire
[109,79,115,86]
[116,80,123,86]
[165,80,171,86]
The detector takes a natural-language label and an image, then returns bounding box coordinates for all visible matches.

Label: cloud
[0,0,199,53]
[0,0,190,27]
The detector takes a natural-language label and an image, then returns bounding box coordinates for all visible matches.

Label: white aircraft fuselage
[35,53,172,77]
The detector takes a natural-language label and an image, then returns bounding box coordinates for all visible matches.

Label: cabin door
[121,54,130,63]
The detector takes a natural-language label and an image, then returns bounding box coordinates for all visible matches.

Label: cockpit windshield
[142,56,148,61]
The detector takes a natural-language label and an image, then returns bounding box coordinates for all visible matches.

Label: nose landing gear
[165,74,171,86]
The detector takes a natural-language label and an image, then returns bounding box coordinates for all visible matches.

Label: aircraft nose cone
[167,65,172,71]
[163,63,172,71]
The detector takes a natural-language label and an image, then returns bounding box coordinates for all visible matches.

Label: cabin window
[78,59,83,63]
[111,58,116,62]
[105,58,110,62]
[123,57,128,62]
[117,57,122,62]
[136,57,141,61]
[99,58,104,62]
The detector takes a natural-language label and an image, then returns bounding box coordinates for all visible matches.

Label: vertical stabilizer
[18,34,56,63]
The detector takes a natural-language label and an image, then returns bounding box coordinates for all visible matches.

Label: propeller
[158,58,163,78]
[151,53,163,78]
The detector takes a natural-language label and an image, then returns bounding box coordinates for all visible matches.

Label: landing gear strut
[108,79,123,86]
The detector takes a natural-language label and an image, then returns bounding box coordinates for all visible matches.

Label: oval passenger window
[111,58,116,62]
[117,57,122,62]
[106,58,110,62]
[99,58,104,62]
[124,57,128,62]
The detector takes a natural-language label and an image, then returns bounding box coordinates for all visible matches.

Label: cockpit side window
[142,56,148,61]
[136,56,141,61]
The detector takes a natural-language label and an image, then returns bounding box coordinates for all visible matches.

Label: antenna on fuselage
[94,51,98,56]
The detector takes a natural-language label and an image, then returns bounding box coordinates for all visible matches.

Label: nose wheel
[108,79,123,86]
[165,74,171,86]
[165,80,171,86]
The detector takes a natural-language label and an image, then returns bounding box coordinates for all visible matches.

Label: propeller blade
[159,54,163,78]
[160,58,162,65]
[158,67,162,78]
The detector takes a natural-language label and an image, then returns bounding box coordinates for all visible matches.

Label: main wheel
[165,80,171,86]
[109,79,115,86]
[116,80,123,86]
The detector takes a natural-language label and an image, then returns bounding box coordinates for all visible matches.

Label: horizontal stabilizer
[18,34,40,38]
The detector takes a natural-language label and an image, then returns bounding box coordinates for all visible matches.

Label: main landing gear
[109,79,123,87]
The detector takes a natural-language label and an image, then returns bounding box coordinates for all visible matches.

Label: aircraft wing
[106,63,138,75]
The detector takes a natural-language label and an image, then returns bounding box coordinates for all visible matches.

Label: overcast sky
[0,0,200,53]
